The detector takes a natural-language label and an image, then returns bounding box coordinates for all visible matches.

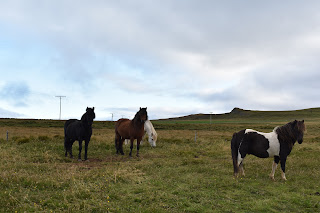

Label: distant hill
[159,107,320,122]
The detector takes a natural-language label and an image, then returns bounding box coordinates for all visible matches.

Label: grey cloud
[0,107,23,118]
[0,82,30,107]
[1,1,320,119]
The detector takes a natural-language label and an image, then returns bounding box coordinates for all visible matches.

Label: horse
[124,120,157,147]
[64,107,95,161]
[231,120,305,180]
[115,107,148,157]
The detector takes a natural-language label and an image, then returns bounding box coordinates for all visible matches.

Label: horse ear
[140,107,142,110]
[86,107,89,111]
[302,120,304,123]
[93,107,95,111]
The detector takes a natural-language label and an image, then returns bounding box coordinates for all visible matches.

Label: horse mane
[133,111,140,123]
[145,120,157,137]
[81,107,95,125]
[81,113,87,122]
[275,120,306,146]
[132,108,148,127]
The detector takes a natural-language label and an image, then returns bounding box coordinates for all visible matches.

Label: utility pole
[55,96,66,120]
[111,113,114,121]
[210,112,213,124]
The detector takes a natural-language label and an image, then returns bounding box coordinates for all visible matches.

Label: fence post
[6,130,9,141]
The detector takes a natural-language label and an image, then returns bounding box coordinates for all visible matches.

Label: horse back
[244,129,273,158]
[65,119,88,140]
[231,130,245,146]
[115,119,130,138]
[64,119,78,134]
[115,118,144,139]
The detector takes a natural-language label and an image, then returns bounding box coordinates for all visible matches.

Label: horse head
[82,107,96,126]
[138,107,148,123]
[292,120,305,144]
[148,132,157,147]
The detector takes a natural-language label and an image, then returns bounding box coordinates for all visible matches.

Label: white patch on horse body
[237,139,244,166]
[237,152,243,167]
[245,129,280,157]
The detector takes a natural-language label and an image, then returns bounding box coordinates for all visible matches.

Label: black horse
[64,107,95,161]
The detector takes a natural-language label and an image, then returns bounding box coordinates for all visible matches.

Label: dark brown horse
[115,107,148,157]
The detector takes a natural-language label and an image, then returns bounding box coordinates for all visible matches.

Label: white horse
[125,120,157,147]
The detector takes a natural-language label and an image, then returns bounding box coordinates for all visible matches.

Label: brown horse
[115,107,148,157]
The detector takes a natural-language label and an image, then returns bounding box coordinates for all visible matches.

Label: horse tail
[231,131,242,175]
[114,119,127,153]
[114,136,118,150]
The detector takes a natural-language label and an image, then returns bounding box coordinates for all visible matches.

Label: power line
[55,96,66,120]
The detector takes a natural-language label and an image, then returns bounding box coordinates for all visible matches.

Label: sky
[1,1,320,120]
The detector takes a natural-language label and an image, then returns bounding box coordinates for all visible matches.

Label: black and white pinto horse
[231,120,305,180]
[64,107,95,161]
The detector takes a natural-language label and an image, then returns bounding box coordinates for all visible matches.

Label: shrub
[17,137,30,144]
[38,135,50,142]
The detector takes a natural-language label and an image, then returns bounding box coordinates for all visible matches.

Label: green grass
[0,110,320,212]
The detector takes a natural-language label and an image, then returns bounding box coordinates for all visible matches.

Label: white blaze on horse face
[245,129,280,157]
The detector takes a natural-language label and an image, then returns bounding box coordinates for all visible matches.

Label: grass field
[0,109,320,212]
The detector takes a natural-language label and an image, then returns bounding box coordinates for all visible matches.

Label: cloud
[1,1,320,119]
[0,82,30,107]
[0,107,24,118]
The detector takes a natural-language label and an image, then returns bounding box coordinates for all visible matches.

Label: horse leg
[129,138,134,157]
[136,137,142,157]
[64,137,68,157]
[270,156,279,180]
[78,140,83,161]
[237,142,247,177]
[141,133,146,145]
[84,140,89,161]
[280,155,288,181]
[239,162,245,176]
[119,138,125,155]
[67,140,74,158]
[115,137,119,154]
[115,133,121,154]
